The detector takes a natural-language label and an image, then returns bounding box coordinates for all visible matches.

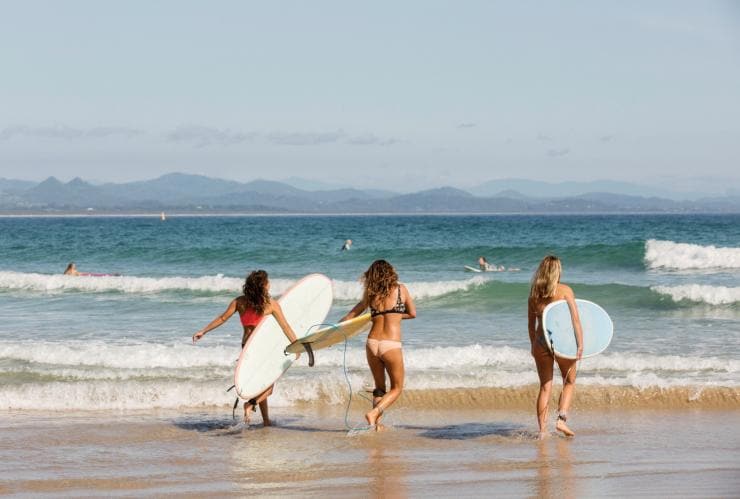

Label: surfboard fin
[303,343,315,367]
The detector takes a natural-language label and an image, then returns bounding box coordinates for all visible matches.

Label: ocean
[1,214,738,412]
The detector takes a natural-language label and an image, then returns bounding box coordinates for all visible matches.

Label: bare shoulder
[266,297,280,314]
[556,283,575,298]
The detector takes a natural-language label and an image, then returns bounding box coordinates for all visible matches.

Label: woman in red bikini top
[341,259,416,431]
[192,270,299,426]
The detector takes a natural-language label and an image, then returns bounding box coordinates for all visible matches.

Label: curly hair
[242,270,270,315]
[363,260,399,310]
[529,255,561,301]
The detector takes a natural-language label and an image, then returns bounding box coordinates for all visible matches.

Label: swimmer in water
[341,239,353,251]
[63,262,80,276]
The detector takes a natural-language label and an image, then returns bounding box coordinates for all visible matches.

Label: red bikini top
[240,308,263,327]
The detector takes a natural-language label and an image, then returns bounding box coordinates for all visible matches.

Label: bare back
[529,283,573,338]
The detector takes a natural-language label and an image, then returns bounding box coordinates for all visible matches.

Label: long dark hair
[242,270,270,315]
[363,260,399,309]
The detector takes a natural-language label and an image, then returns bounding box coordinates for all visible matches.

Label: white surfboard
[542,299,613,359]
[234,273,333,400]
[464,265,483,273]
[285,312,372,365]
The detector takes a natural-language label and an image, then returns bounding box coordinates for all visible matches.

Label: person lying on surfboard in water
[341,260,416,431]
[63,262,81,276]
[192,270,300,426]
[63,262,120,277]
[528,255,583,439]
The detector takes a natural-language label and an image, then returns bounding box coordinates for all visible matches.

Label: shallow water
[0,215,738,412]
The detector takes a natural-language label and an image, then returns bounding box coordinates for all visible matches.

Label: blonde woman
[528,255,583,438]
[342,260,416,430]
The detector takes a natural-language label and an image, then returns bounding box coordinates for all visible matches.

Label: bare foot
[243,403,255,425]
[538,431,550,440]
[556,419,575,437]
[375,423,387,432]
[262,419,272,427]
[365,407,381,428]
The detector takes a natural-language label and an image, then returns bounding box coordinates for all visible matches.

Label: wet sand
[2,404,739,497]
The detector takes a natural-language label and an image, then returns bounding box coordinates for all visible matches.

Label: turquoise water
[0,214,738,410]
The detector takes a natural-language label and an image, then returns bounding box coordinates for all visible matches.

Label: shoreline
[2,406,738,496]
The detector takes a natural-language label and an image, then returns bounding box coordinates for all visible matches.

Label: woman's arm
[192,299,238,343]
[528,298,537,354]
[339,298,368,323]
[563,286,584,360]
[401,284,416,320]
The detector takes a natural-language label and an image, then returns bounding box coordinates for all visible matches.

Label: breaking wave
[645,240,740,270]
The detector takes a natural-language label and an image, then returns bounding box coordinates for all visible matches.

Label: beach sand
[2,393,739,497]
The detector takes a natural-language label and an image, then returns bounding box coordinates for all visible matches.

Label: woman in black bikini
[342,260,416,430]
[528,255,583,438]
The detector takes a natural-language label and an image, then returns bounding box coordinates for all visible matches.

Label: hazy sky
[1,1,739,192]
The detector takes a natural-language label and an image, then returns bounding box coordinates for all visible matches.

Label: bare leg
[533,346,554,438]
[555,357,577,436]
[366,344,387,425]
[244,386,274,426]
[366,348,404,430]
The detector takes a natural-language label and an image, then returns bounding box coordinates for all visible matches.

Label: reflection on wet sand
[535,437,577,499]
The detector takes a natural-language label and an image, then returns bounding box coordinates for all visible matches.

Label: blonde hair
[363,260,399,310]
[529,255,561,301]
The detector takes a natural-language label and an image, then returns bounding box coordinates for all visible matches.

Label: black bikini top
[370,286,407,317]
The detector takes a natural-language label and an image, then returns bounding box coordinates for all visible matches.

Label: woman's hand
[576,346,583,360]
[192,330,206,343]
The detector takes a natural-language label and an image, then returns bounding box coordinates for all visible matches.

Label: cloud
[457,123,477,129]
[85,126,145,138]
[267,130,346,146]
[345,133,400,146]
[547,148,570,158]
[537,133,553,141]
[166,125,256,148]
[0,125,146,141]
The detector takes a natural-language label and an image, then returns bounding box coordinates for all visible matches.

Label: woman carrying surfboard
[528,255,583,438]
[192,270,300,425]
[341,260,416,431]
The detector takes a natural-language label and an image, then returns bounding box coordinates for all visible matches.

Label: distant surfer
[341,260,416,431]
[478,256,504,271]
[63,262,119,277]
[192,270,300,426]
[63,262,80,276]
[341,239,353,251]
[528,255,583,439]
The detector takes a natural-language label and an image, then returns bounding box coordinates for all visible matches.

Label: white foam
[3,341,737,374]
[0,341,236,369]
[652,284,740,305]
[645,239,740,270]
[0,271,487,300]
[3,338,737,407]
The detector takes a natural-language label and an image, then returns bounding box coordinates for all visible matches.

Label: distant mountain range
[0,173,738,213]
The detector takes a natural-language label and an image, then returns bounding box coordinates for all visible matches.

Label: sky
[0,0,739,193]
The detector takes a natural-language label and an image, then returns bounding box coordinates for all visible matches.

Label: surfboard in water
[285,312,372,366]
[234,273,333,400]
[542,299,613,359]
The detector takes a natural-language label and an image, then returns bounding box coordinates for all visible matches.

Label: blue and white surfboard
[542,299,613,359]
